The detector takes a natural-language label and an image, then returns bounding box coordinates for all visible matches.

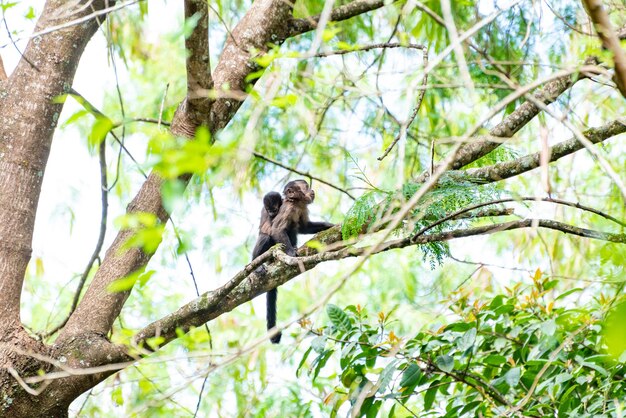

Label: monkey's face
[285,180,315,204]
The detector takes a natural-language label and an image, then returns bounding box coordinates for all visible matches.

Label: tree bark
[0,1,116,416]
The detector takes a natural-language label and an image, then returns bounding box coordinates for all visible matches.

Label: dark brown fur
[252,191,282,259]
[265,180,334,343]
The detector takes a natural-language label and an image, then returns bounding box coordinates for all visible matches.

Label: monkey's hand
[254,265,268,276]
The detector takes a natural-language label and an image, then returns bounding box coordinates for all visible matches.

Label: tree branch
[133,218,625,348]
[0,0,111,326]
[415,60,601,183]
[170,0,212,138]
[464,119,626,183]
[287,0,398,38]
[60,0,296,342]
[0,53,7,80]
[582,0,626,98]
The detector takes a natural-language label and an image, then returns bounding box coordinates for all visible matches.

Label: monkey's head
[283,179,315,204]
[263,191,283,218]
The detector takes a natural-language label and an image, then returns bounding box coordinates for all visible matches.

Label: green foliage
[300,272,626,417]
[342,174,500,268]
[603,301,626,359]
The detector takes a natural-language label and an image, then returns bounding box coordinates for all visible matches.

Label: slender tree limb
[208,0,294,134]
[252,151,355,200]
[287,0,398,38]
[582,0,626,98]
[416,59,601,183]
[464,119,626,183]
[413,196,626,241]
[0,0,142,49]
[305,42,426,58]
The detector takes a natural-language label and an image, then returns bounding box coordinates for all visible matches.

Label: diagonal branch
[416,60,602,182]
[0,53,7,80]
[582,0,626,98]
[464,119,626,183]
[133,218,625,348]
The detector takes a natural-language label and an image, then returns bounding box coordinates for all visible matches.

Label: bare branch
[252,151,355,200]
[378,46,429,160]
[413,60,602,184]
[413,196,626,240]
[464,119,626,183]
[0,0,142,49]
[41,133,108,339]
[582,0,626,98]
[287,0,398,38]
[304,42,426,58]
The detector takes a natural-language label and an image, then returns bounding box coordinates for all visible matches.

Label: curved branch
[42,138,109,339]
[170,0,213,138]
[414,59,602,182]
[413,196,626,240]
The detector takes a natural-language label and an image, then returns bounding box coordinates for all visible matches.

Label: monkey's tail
[266,288,282,344]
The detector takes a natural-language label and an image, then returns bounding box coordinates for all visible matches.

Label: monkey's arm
[301,221,335,234]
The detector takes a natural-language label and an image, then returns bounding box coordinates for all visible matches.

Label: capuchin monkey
[251,191,283,262]
[263,179,334,343]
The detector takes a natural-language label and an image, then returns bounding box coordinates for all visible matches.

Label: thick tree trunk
[0,1,110,416]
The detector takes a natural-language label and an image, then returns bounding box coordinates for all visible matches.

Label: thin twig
[378,47,429,160]
[252,151,355,200]
[41,138,109,339]
[412,196,626,241]
[0,0,142,48]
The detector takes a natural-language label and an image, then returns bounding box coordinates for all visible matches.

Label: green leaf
[88,116,114,148]
[1,2,18,12]
[327,304,352,332]
[435,355,454,373]
[604,301,626,358]
[62,109,89,127]
[376,360,398,394]
[541,319,557,337]
[456,328,477,351]
[504,367,521,387]
[483,354,507,365]
[311,335,327,353]
[423,381,438,410]
[24,7,36,20]
[296,345,312,377]
[399,363,421,388]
